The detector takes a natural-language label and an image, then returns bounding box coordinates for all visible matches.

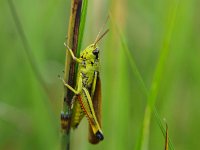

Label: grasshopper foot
[58,75,66,85]
[60,111,71,129]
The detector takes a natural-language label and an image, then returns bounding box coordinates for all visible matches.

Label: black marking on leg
[95,131,104,141]
[60,111,71,129]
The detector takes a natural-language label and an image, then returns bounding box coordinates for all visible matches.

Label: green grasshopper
[61,27,109,144]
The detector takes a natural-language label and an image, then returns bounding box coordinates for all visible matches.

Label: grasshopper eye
[92,48,99,55]
[92,48,99,59]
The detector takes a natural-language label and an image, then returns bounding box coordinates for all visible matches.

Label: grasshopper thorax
[80,44,99,60]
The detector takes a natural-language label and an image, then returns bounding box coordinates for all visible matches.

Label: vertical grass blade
[7,0,48,93]
[7,0,57,128]
[61,0,88,149]
[118,28,175,150]
[139,1,179,150]
[110,7,176,149]
[75,0,88,75]
[77,0,88,54]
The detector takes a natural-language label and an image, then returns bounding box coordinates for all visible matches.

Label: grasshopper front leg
[60,73,83,95]
[59,74,83,130]
[64,43,82,63]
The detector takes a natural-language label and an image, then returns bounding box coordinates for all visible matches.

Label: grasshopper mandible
[61,23,109,144]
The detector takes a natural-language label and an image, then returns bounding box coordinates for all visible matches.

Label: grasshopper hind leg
[79,88,104,142]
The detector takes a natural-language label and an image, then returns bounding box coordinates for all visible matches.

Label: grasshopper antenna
[94,16,109,45]
[94,29,109,45]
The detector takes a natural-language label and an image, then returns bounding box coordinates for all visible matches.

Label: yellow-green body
[77,44,99,89]
[62,43,103,141]
[71,44,100,127]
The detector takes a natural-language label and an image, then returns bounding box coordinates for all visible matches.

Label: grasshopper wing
[88,75,102,144]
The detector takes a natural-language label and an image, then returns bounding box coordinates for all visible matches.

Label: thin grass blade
[110,10,177,150]
[139,1,179,149]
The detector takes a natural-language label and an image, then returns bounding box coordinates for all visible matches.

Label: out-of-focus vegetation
[0,0,200,150]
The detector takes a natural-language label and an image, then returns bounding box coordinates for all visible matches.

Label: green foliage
[0,0,199,150]
[75,0,88,77]
[137,1,179,150]
[77,0,88,54]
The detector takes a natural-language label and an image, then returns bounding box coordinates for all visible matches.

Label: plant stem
[61,0,83,150]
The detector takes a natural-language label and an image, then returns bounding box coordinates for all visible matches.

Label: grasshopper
[61,26,109,144]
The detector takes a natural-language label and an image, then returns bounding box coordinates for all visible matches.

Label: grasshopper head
[80,44,100,60]
[79,26,109,61]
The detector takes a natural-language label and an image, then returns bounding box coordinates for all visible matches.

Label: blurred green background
[0,0,200,150]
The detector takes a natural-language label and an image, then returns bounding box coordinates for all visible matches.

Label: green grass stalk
[110,5,178,149]
[138,1,179,150]
[61,0,88,149]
